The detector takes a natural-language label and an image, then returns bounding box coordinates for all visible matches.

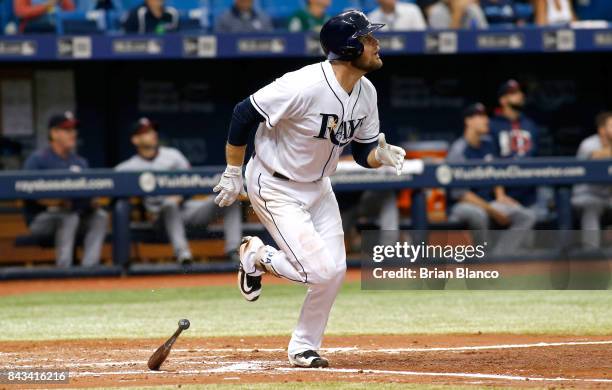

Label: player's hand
[374,133,406,175]
[213,165,246,207]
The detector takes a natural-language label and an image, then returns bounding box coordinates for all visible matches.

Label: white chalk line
[3,339,611,356]
[172,339,612,354]
[68,364,612,384]
[280,367,612,384]
[2,340,612,385]
[0,340,612,369]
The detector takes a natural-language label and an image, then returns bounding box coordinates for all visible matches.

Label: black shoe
[238,264,262,301]
[289,350,329,368]
[237,236,263,302]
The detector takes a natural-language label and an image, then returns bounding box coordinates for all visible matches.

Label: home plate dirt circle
[1,334,611,388]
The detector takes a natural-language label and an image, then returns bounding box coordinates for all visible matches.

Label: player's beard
[351,54,383,73]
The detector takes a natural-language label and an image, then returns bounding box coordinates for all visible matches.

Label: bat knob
[178,319,190,330]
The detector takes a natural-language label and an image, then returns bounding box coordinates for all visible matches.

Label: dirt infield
[1,334,611,388]
[0,270,362,297]
[1,272,611,388]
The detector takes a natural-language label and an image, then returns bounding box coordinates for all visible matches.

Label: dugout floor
[1,334,611,388]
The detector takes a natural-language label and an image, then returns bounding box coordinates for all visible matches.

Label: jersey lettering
[314,113,367,146]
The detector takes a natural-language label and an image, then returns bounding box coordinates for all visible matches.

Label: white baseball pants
[245,156,346,356]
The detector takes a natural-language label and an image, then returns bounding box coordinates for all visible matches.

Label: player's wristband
[224,165,242,177]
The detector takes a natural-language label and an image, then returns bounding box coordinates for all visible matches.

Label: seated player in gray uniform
[23,112,109,268]
[447,103,536,254]
[337,150,400,250]
[115,118,242,263]
[572,111,612,248]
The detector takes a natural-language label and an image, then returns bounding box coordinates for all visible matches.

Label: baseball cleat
[289,350,329,368]
[238,236,264,302]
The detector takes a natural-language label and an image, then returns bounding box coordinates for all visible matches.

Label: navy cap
[463,102,487,118]
[497,79,522,98]
[132,117,158,135]
[48,111,78,130]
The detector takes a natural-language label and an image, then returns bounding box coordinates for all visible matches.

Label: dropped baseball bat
[147,319,190,371]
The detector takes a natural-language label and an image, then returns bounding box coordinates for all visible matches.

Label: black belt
[273,172,289,180]
[252,151,289,181]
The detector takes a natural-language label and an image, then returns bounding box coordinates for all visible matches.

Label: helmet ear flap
[338,38,363,61]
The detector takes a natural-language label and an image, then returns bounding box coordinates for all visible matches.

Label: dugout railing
[0,157,610,278]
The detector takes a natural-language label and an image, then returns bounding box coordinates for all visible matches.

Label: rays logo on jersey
[314,113,367,146]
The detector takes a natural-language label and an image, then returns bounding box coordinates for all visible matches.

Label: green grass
[0,281,611,341]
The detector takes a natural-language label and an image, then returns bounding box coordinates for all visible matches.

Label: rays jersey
[250,60,380,182]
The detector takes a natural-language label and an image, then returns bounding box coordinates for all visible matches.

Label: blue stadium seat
[211,0,234,19]
[360,0,416,14]
[575,0,612,21]
[75,0,124,12]
[119,0,145,10]
[57,10,106,34]
[514,2,534,23]
[1,0,16,33]
[260,0,303,23]
[165,0,210,31]
[166,0,205,11]
[327,0,361,16]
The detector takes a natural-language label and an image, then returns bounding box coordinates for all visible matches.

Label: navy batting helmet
[320,10,385,61]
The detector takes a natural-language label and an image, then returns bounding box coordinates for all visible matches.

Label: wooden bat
[147,319,190,371]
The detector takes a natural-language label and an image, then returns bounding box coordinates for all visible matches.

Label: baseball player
[116,118,242,263]
[213,10,406,368]
[572,111,612,248]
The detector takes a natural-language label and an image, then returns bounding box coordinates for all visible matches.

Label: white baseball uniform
[245,60,380,355]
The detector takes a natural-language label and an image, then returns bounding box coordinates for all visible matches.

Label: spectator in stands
[417,0,489,29]
[23,112,108,268]
[490,80,539,210]
[215,0,273,33]
[123,0,179,34]
[447,103,535,252]
[367,0,427,31]
[115,118,242,264]
[14,0,75,33]
[533,0,576,26]
[572,111,612,249]
[288,0,330,32]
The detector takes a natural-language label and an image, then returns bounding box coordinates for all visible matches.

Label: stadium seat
[260,0,303,25]
[166,0,204,11]
[575,0,612,21]
[0,0,16,33]
[75,0,124,11]
[210,0,235,19]
[327,0,361,16]
[57,10,106,34]
[360,0,416,14]
[514,2,534,23]
[119,0,144,10]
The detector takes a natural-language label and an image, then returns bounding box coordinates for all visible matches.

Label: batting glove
[213,165,246,207]
[374,133,406,175]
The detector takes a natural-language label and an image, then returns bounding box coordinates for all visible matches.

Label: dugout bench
[0,158,610,275]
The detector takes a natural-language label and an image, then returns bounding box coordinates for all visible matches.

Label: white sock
[259,245,307,283]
